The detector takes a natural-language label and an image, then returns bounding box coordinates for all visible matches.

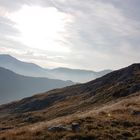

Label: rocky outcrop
[48,124,71,132]
[48,122,80,132]
[71,122,80,132]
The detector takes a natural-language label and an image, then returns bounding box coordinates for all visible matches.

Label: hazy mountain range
[0,64,139,139]
[0,54,112,104]
[0,54,112,82]
[3,63,139,112]
[0,67,73,104]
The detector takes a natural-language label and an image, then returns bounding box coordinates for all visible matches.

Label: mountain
[0,67,74,104]
[0,54,50,77]
[2,63,139,112]
[0,54,112,82]
[0,64,139,139]
[50,67,112,82]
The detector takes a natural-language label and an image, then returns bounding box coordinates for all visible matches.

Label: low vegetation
[0,93,140,140]
[0,64,140,140]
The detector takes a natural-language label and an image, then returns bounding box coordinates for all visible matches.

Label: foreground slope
[0,67,73,104]
[0,64,140,140]
[1,93,139,140]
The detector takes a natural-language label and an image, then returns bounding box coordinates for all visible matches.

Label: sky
[0,0,140,71]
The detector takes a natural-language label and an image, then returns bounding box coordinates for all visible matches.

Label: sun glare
[8,5,72,52]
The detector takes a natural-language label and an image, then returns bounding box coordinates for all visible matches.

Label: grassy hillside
[0,64,140,140]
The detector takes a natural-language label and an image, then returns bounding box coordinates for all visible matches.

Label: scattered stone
[48,124,71,132]
[131,110,140,116]
[122,131,133,137]
[48,122,80,133]
[0,127,12,131]
[72,122,80,132]
[23,116,40,123]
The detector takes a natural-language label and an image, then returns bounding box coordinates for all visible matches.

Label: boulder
[0,127,12,131]
[23,116,40,123]
[48,122,80,133]
[71,122,80,132]
[48,124,71,132]
[131,110,140,116]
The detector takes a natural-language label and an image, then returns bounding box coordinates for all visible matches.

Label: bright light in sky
[8,5,73,52]
[1,1,139,70]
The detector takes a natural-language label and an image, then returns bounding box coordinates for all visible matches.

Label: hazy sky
[0,0,140,71]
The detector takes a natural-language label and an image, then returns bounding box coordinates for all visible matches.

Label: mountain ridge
[0,67,74,104]
[0,54,112,82]
[1,63,139,112]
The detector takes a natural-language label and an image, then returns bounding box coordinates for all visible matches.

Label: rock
[48,124,71,132]
[0,127,12,131]
[48,123,81,133]
[122,131,133,137]
[71,122,80,132]
[23,116,40,123]
[131,110,140,116]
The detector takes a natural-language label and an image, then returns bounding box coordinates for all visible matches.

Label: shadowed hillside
[0,67,74,104]
[1,63,139,112]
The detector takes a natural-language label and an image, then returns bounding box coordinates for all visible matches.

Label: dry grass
[1,63,140,139]
[0,93,140,140]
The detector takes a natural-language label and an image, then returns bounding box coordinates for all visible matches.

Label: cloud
[0,37,69,68]
[0,16,19,37]
[0,0,140,70]
[52,0,140,69]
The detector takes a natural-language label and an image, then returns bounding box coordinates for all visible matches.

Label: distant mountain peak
[0,54,112,82]
[0,54,17,60]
